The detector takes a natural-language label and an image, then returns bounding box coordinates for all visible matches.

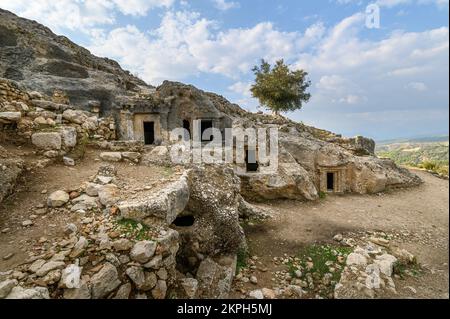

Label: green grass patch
[319,191,327,199]
[114,218,153,241]
[289,244,353,298]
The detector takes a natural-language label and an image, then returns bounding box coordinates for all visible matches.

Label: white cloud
[376,0,411,8]
[316,75,352,92]
[90,10,303,84]
[406,82,428,91]
[339,94,367,104]
[212,0,240,11]
[228,81,252,97]
[334,0,448,8]
[111,0,174,16]
[0,0,174,34]
[417,0,449,9]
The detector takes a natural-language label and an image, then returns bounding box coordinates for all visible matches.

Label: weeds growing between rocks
[287,244,353,298]
[393,259,422,279]
[236,247,249,274]
[114,218,156,241]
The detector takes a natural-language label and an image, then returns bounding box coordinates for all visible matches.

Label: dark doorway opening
[246,149,259,172]
[183,120,191,140]
[200,120,213,142]
[327,172,335,191]
[143,121,155,145]
[172,215,195,227]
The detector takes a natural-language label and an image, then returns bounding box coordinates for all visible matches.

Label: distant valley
[376,135,449,176]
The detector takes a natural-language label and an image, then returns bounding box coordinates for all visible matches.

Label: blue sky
[1,0,448,140]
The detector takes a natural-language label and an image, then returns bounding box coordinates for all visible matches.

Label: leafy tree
[250,59,311,115]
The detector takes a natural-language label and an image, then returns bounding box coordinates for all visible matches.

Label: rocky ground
[230,170,449,299]
[0,146,180,272]
[1,154,447,300]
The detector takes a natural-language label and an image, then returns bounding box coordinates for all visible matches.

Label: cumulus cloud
[228,81,253,97]
[90,10,303,84]
[334,0,448,8]
[212,0,240,11]
[0,0,174,34]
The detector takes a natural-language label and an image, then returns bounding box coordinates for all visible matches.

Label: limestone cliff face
[0,8,152,115]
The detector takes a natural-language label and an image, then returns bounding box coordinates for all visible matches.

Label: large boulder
[31,132,62,150]
[195,258,234,299]
[100,152,122,162]
[130,241,157,264]
[60,126,77,148]
[184,166,246,258]
[97,184,119,207]
[0,279,18,298]
[119,172,190,225]
[90,263,121,299]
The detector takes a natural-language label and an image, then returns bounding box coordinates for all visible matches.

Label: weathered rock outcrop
[0,8,152,115]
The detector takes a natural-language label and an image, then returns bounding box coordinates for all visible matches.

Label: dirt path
[235,170,449,299]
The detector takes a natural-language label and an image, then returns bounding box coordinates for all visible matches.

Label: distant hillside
[376,137,449,176]
[377,135,449,145]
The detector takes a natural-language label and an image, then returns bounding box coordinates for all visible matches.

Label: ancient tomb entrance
[132,114,160,144]
[245,148,259,172]
[200,120,213,142]
[318,166,347,193]
[143,121,155,145]
[327,172,335,191]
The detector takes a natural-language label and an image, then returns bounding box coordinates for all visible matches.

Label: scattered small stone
[64,223,78,235]
[405,286,417,294]
[3,253,14,260]
[249,289,264,299]
[22,220,34,227]
[63,157,75,166]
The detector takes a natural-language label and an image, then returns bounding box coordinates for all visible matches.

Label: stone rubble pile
[0,213,180,299]
[333,233,418,299]
[0,78,116,158]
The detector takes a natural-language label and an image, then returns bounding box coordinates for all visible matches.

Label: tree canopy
[250,59,311,115]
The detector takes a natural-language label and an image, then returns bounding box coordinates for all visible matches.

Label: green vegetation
[376,140,449,176]
[114,218,154,241]
[251,59,311,115]
[236,247,249,274]
[288,244,353,297]
[417,161,449,176]
[164,166,174,177]
[319,191,327,199]
[67,134,89,161]
[393,259,422,279]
